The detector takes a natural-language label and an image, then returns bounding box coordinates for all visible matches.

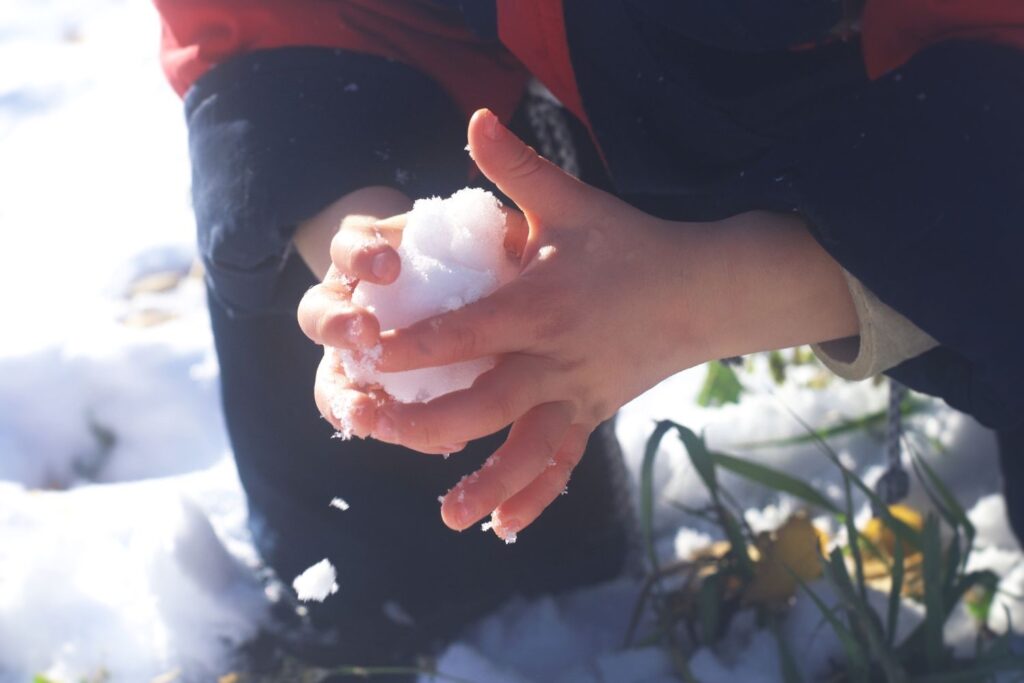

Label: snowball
[340,188,518,403]
[292,559,338,602]
[328,497,349,511]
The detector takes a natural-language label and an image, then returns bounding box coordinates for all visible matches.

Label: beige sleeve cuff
[811,271,939,380]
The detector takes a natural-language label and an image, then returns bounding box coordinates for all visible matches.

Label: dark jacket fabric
[158,0,1024,429]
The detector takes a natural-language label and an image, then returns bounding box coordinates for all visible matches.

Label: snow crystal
[340,188,518,403]
[329,497,350,511]
[382,600,416,627]
[480,512,518,544]
[292,559,339,602]
[329,392,355,440]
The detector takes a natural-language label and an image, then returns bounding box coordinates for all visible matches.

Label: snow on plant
[630,394,1024,682]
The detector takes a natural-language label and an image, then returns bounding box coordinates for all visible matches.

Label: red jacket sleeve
[862,0,1024,77]
[155,0,528,121]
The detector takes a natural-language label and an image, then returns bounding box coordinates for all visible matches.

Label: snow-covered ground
[1,3,1020,682]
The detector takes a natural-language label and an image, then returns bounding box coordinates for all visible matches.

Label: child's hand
[300,110,857,543]
[295,190,470,449]
[370,109,709,539]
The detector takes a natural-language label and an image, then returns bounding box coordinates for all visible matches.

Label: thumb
[468,108,591,223]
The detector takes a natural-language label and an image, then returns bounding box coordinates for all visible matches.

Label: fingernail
[483,110,502,140]
[374,412,396,442]
[371,251,394,280]
[492,514,521,544]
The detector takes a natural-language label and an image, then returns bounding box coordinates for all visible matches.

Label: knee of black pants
[205,282,634,663]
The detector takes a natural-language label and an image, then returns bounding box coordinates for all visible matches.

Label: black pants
[208,288,633,666]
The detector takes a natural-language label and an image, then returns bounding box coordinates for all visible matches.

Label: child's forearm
[688,210,860,361]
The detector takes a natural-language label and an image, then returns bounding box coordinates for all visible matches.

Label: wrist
[668,211,859,364]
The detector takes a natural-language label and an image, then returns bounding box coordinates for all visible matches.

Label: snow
[291,559,339,603]
[339,187,519,403]
[2,2,1021,683]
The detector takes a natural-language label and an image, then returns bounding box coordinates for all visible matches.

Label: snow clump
[292,558,339,602]
[339,188,518,403]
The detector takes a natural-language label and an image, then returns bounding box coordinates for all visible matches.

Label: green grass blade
[697,572,722,644]
[709,451,841,514]
[887,532,906,649]
[640,420,675,572]
[673,422,718,497]
[769,615,804,683]
[762,392,922,553]
[944,527,962,605]
[910,452,973,537]
[736,398,926,450]
[842,475,868,605]
[921,514,946,671]
[896,570,1002,662]
[696,360,745,407]
[720,506,754,580]
[825,548,904,682]
[670,423,755,579]
[791,568,871,683]
[911,449,975,575]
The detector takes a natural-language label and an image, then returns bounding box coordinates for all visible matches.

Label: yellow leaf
[744,513,827,606]
[862,504,924,557]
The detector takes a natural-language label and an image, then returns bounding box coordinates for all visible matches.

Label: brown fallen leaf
[744,512,827,606]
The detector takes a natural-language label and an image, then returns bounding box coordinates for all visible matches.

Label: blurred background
[2,3,1021,683]
[0,2,267,681]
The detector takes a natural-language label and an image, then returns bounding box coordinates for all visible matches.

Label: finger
[297,284,381,348]
[330,214,405,284]
[485,424,590,540]
[467,108,592,224]
[313,354,378,439]
[439,401,574,531]
[315,356,464,454]
[377,280,540,372]
[372,354,554,450]
[500,204,529,261]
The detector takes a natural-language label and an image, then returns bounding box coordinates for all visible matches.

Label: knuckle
[408,418,442,449]
[505,143,544,181]
[329,231,350,268]
[587,400,612,425]
[450,323,482,359]
[316,309,346,344]
[485,392,517,426]
[491,476,514,505]
[551,460,575,489]
[536,431,562,458]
